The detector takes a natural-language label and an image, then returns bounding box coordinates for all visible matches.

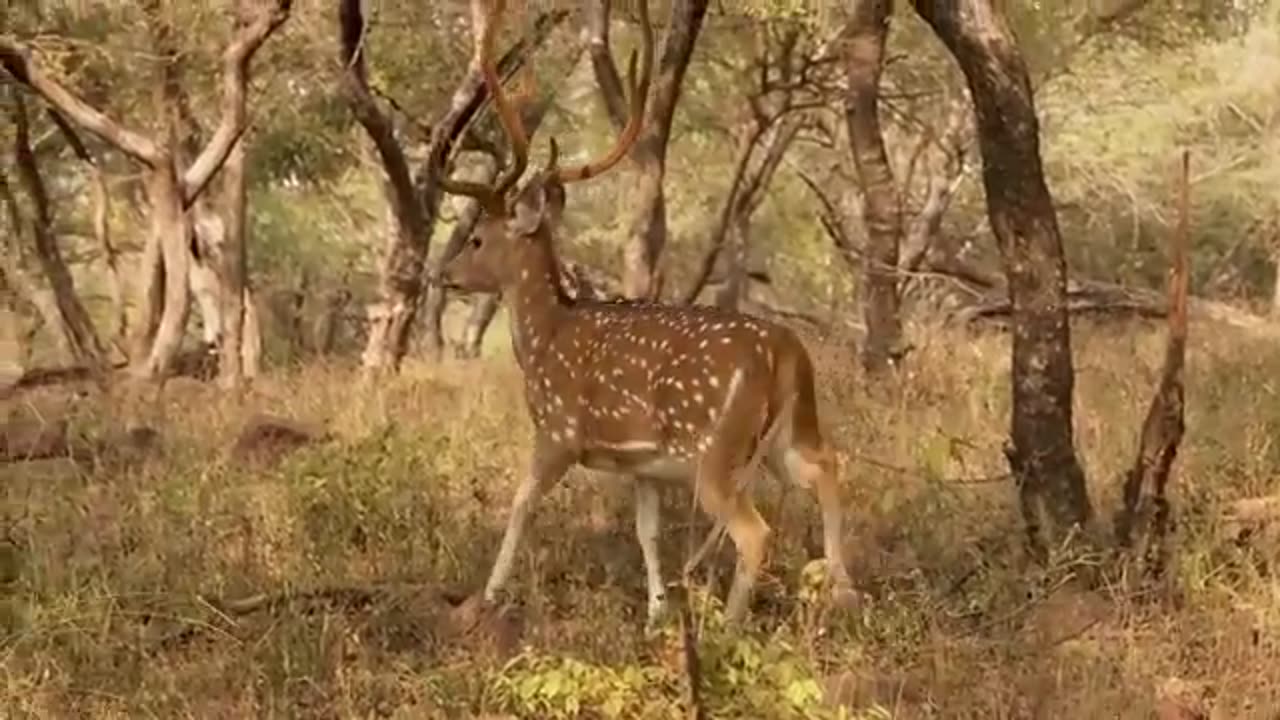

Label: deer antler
[549,0,653,184]
[439,0,529,210]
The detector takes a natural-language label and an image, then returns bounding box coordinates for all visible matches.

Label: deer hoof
[830,583,865,611]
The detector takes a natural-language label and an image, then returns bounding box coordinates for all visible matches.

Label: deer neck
[507,234,568,367]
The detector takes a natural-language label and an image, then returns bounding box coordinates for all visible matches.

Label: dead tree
[1114,151,1190,573]
[912,0,1093,555]
[1,0,293,382]
[338,0,569,377]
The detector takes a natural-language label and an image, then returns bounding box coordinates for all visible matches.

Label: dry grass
[2,318,1278,718]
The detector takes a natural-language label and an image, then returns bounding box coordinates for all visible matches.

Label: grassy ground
[2,318,1278,718]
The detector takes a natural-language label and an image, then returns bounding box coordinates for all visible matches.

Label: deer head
[438,0,652,295]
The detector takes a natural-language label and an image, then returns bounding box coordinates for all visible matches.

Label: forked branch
[181,0,294,206]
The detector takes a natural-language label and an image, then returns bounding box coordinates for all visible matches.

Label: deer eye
[470,237,482,248]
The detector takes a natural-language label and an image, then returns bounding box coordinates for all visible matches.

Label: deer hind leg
[634,475,668,629]
[694,451,771,624]
[483,441,573,604]
[770,442,856,602]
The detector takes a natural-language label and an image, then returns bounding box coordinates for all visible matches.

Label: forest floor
[2,318,1279,718]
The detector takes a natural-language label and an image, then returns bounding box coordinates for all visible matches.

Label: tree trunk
[7,97,107,373]
[3,0,291,383]
[218,134,248,388]
[339,0,568,376]
[621,0,710,300]
[844,0,904,373]
[460,293,502,359]
[913,0,1092,554]
[1271,249,1280,319]
[47,109,127,353]
[131,161,192,380]
[422,156,497,358]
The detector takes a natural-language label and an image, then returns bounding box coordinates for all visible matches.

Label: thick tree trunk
[913,0,1092,554]
[621,0,710,300]
[844,0,903,373]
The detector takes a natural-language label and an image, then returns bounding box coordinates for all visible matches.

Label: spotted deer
[440,0,855,626]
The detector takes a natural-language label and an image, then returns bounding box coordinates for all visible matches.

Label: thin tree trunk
[460,292,501,359]
[422,155,497,358]
[339,1,568,376]
[913,0,1092,554]
[46,109,127,354]
[7,94,107,372]
[844,0,903,373]
[218,134,248,388]
[422,91,549,360]
[621,0,710,300]
[1271,249,1280,319]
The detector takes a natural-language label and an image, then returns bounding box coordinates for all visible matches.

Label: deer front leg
[634,475,667,629]
[483,441,572,604]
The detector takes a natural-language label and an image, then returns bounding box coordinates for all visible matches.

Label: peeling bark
[913,0,1092,554]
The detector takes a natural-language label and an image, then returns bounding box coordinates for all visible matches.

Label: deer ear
[509,182,548,236]
[542,177,566,227]
[509,178,566,237]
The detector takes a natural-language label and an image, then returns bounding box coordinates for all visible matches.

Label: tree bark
[620,0,710,300]
[339,0,431,376]
[844,0,904,373]
[1271,247,1280,319]
[7,94,107,372]
[913,0,1093,554]
[217,134,250,387]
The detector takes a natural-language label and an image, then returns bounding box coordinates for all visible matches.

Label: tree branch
[181,0,293,206]
[586,0,629,129]
[1,41,161,166]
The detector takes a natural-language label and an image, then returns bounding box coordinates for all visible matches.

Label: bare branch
[181,0,293,205]
[1,41,161,166]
